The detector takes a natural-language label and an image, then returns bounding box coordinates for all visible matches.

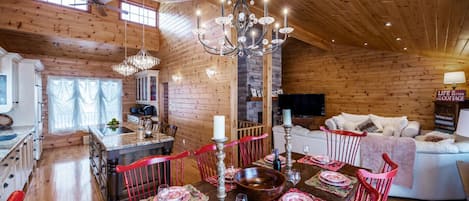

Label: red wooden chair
[193,140,239,181]
[7,191,25,201]
[354,171,381,201]
[320,126,367,164]
[356,153,399,201]
[238,133,269,167]
[116,151,190,201]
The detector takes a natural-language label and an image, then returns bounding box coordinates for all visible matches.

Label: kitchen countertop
[0,125,34,162]
[88,124,174,151]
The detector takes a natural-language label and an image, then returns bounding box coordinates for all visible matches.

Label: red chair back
[7,191,25,201]
[320,126,367,164]
[354,171,381,201]
[193,140,239,181]
[238,133,269,167]
[116,151,190,201]
[357,153,399,201]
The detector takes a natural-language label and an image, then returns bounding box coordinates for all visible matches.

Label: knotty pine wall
[22,54,135,149]
[157,1,236,153]
[0,0,159,51]
[282,38,469,130]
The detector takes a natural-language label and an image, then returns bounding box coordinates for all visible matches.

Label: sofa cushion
[415,139,459,154]
[344,121,359,131]
[401,121,420,138]
[383,125,394,136]
[369,114,408,137]
[341,112,369,122]
[356,119,379,133]
[455,142,469,153]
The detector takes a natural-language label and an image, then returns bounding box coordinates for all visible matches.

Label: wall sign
[436,90,466,102]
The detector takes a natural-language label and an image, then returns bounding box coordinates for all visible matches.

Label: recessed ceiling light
[363,42,368,46]
[396,37,401,41]
[385,22,392,27]
[331,39,335,43]
[403,47,408,51]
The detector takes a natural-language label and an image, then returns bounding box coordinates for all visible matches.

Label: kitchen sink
[98,126,134,136]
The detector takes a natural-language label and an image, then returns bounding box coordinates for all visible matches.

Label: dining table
[190,152,364,201]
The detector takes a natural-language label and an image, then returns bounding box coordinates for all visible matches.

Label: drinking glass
[303,145,310,157]
[158,184,170,201]
[289,169,301,187]
[235,193,248,201]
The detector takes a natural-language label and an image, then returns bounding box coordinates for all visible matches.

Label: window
[39,0,89,11]
[47,77,122,134]
[121,1,157,27]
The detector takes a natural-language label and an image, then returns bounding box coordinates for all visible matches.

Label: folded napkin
[297,156,345,172]
[278,188,325,201]
[304,172,357,198]
[205,176,237,192]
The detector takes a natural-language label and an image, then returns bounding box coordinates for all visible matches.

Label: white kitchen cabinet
[6,59,44,160]
[0,52,22,113]
[135,70,159,105]
[0,133,34,201]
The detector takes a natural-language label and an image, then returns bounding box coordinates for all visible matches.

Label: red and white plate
[319,171,351,187]
[264,154,286,164]
[154,186,190,201]
[310,155,331,164]
[279,192,315,201]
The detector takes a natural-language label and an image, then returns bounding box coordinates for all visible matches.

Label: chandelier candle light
[126,0,160,70]
[194,0,293,57]
[112,9,138,76]
[282,109,293,172]
[213,115,227,201]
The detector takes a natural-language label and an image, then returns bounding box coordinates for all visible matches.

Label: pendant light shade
[126,49,160,70]
[112,60,138,76]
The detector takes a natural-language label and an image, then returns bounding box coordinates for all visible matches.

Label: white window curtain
[47,77,122,134]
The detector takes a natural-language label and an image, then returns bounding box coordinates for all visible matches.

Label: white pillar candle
[283,8,288,28]
[283,109,292,126]
[213,115,225,140]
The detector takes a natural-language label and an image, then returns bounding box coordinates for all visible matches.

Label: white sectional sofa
[273,123,469,200]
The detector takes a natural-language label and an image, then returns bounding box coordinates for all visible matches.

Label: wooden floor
[25,145,421,201]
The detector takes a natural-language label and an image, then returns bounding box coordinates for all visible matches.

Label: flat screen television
[278,94,325,117]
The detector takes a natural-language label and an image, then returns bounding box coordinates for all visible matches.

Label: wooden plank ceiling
[261,0,469,59]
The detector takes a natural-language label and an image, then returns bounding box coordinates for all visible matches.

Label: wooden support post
[229,28,239,166]
[263,28,273,149]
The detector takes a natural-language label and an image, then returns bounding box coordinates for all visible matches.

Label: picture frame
[250,88,258,97]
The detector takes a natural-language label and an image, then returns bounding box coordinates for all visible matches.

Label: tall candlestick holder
[213,137,227,201]
[283,125,293,173]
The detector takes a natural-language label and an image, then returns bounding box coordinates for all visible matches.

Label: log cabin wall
[157,1,236,153]
[282,38,469,130]
[0,0,160,51]
[21,54,135,149]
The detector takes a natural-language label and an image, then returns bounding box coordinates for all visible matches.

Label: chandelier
[127,0,160,69]
[112,9,138,76]
[194,0,293,57]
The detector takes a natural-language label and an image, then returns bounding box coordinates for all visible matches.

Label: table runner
[304,172,357,198]
[297,156,345,172]
[141,184,209,201]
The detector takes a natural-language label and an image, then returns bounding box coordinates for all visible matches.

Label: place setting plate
[318,171,351,187]
[279,192,315,201]
[309,155,331,165]
[154,186,191,201]
[264,154,287,164]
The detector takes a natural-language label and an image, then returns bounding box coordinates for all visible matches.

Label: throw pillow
[369,114,408,136]
[332,115,346,130]
[356,119,379,133]
[341,112,369,123]
[344,121,358,131]
[382,126,394,136]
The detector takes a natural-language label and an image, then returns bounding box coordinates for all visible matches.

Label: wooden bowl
[234,167,287,201]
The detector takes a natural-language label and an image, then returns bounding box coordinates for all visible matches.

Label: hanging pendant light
[127,0,160,70]
[113,7,138,76]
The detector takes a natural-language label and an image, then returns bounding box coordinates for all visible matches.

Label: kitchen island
[88,124,174,201]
